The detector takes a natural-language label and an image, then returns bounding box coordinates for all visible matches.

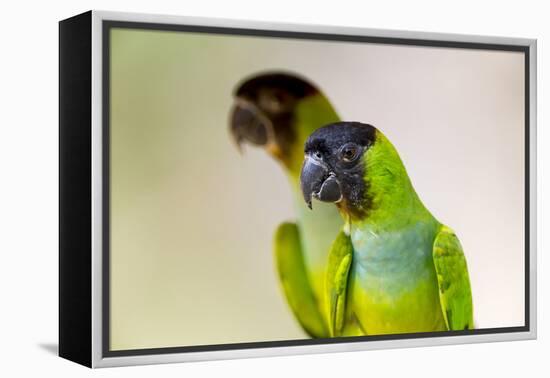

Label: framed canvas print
[59,10,537,368]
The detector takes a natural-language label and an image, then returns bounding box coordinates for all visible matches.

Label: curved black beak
[229,99,272,151]
[300,156,342,209]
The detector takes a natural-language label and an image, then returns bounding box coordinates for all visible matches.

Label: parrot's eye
[259,89,289,113]
[340,143,360,163]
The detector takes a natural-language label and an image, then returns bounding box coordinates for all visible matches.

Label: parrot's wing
[432,225,474,330]
[274,222,328,338]
[325,229,353,337]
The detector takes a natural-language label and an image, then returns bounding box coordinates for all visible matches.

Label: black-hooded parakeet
[300,122,474,336]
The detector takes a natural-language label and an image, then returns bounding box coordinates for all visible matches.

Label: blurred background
[109,27,525,351]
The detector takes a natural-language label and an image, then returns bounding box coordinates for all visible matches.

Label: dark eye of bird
[340,143,359,163]
[314,151,322,159]
[259,89,287,113]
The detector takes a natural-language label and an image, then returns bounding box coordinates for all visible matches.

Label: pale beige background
[109,28,525,351]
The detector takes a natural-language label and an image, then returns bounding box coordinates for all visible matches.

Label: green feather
[274,222,328,337]
[325,230,353,336]
[433,225,474,330]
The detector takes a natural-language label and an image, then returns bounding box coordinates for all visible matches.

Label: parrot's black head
[229,72,319,164]
[301,122,377,218]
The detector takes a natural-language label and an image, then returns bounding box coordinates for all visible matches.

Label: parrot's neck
[346,131,434,233]
[285,93,340,180]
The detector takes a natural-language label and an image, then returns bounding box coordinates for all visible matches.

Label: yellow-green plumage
[274,222,328,337]
[433,226,474,330]
[325,230,353,336]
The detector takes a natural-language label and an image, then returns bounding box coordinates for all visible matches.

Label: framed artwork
[59,10,537,368]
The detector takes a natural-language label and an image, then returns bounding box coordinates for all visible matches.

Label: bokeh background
[109,27,525,351]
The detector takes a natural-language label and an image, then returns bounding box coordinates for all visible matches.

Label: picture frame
[59,10,537,368]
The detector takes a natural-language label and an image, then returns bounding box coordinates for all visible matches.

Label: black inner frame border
[102,20,531,358]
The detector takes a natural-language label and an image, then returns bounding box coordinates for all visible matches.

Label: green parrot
[229,72,344,337]
[300,122,474,336]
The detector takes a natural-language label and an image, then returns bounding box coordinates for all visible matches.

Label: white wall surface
[0,0,546,377]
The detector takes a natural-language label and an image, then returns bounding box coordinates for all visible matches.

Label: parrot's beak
[300,155,342,209]
[229,98,274,152]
